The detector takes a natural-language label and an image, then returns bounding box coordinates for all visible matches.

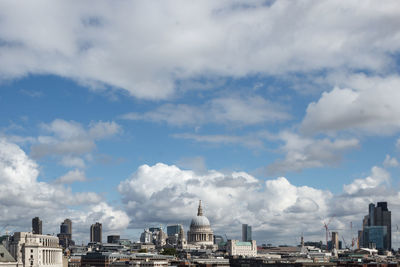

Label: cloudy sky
[1,0,400,247]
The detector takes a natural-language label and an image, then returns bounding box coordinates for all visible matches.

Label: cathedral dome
[187,200,214,246]
[190,215,210,227]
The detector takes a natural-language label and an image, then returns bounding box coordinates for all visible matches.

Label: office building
[61,219,72,235]
[226,240,257,257]
[167,225,182,237]
[9,232,62,267]
[32,217,42,235]
[90,222,102,243]
[57,219,73,248]
[242,224,252,242]
[363,226,387,250]
[360,202,391,250]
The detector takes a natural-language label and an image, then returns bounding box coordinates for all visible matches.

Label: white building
[9,232,62,267]
[187,200,214,247]
[226,240,257,257]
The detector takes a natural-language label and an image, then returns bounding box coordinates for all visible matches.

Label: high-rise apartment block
[32,217,42,235]
[90,222,102,243]
[361,202,391,250]
[242,224,252,242]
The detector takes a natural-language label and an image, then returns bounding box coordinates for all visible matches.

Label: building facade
[360,202,391,250]
[57,219,73,248]
[9,232,62,267]
[90,223,102,243]
[226,240,257,257]
[166,225,182,237]
[187,200,214,247]
[32,218,42,235]
[241,224,252,242]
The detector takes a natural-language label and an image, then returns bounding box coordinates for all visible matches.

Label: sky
[1,0,400,248]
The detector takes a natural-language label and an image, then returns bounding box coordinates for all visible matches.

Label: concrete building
[32,217,42,235]
[226,240,257,257]
[360,202,391,250]
[90,223,102,243]
[9,232,62,267]
[331,232,339,250]
[241,224,252,242]
[0,245,17,267]
[187,200,214,247]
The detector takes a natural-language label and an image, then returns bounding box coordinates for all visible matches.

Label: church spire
[197,200,203,216]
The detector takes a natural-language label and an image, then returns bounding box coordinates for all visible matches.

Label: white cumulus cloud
[0,138,129,242]
[0,1,399,99]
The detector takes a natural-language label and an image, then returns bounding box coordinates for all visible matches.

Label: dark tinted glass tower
[90,222,102,243]
[362,202,391,250]
[32,217,42,234]
[242,224,252,242]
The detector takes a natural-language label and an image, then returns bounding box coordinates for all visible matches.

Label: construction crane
[323,216,334,250]
[0,224,9,236]
[342,236,349,249]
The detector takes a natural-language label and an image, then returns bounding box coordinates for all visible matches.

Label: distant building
[213,235,224,245]
[32,217,42,235]
[363,226,387,250]
[107,235,120,244]
[9,232,62,267]
[187,200,214,247]
[58,219,74,248]
[360,202,391,250]
[327,240,342,250]
[226,240,257,257]
[331,232,339,250]
[166,225,182,237]
[90,222,102,243]
[62,219,72,235]
[242,224,252,242]
[140,229,152,244]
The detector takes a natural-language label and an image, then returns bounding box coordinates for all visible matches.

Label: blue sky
[1,0,400,247]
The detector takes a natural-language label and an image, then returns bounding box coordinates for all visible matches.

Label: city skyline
[1,1,400,247]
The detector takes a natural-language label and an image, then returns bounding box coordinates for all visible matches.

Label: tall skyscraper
[90,222,102,243]
[58,219,73,248]
[361,202,391,250]
[61,219,72,235]
[32,217,42,234]
[242,224,252,242]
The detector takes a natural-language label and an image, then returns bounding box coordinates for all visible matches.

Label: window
[31,249,33,253]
